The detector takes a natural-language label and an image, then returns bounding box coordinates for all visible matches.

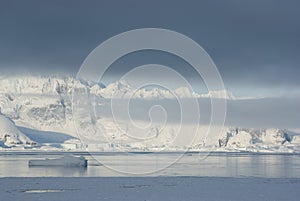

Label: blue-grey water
[0,152,300,178]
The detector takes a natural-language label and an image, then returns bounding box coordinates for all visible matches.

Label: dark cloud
[0,0,299,94]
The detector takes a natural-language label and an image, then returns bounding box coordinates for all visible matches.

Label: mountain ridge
[0,76,299,152]
[0,75,240,100]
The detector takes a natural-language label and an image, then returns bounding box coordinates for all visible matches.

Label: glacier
[0,75,299,152]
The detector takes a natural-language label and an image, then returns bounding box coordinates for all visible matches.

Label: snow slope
[214,128,300,153]
[0,114,36,147]
[0,113,78,150]
[0,76,299,152]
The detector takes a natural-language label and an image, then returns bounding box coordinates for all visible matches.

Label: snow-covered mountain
[0,75,299,152]
[0,114,36,148]
[213,128,300,153]
[0,75,237,99]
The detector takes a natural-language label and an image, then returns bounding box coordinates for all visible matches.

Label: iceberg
[28,155,87,167]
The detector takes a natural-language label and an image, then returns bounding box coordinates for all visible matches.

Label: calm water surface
[0,152,300,178]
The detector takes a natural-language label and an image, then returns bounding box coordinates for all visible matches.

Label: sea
[1,152,300,178]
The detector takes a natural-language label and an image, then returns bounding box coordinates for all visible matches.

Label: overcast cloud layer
[0,0,300,97]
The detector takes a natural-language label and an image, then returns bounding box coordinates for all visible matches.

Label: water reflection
[28,166,87,177]
[0,153,300,178]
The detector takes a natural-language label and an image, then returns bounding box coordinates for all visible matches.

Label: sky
[0,0,300,97]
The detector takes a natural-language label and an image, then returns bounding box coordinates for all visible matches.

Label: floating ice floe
[28,155,87,167]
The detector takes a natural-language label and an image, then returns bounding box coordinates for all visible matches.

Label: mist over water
[96,97,300,129]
